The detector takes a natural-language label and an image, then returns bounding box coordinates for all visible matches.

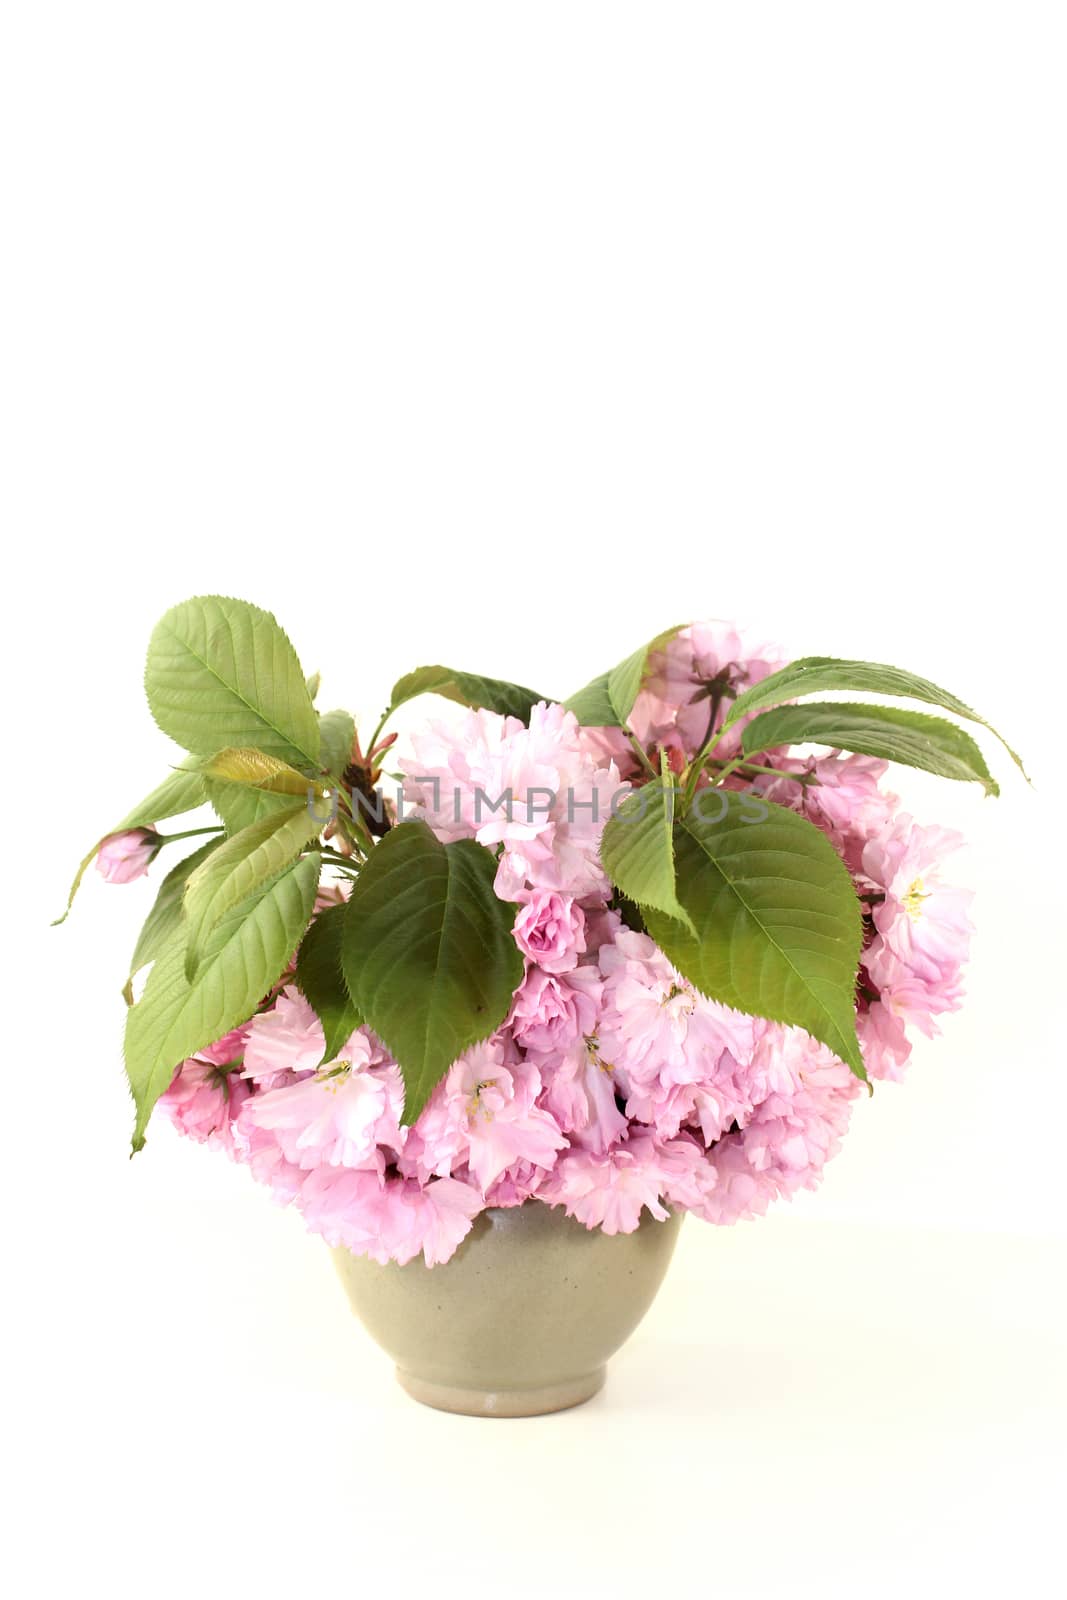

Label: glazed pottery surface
[333,1202,682,1417]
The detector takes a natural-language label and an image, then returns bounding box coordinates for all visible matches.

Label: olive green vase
[333,1202,682,1417]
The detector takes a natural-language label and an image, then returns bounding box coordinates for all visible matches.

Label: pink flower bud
[95,828,159,884]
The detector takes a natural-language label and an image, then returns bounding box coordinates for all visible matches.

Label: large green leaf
[643,792,865,1077]
[54,764,208,924]
[341,821,524,1124]
[563,673,617,726]
[742,701,1000,795]
[296,902,362,1064]
[183,805,322,978]
[722,656,1025,779]
[125,852,320,1149]
[607,624,686,723]
[145,596,321,768]
[113,766,208,831]
[318,710,356,778]
[387,665,546,724]
[599,771,695,933]
[204,776,300,836]
[124,838,221,1002]
[564,624,685,727]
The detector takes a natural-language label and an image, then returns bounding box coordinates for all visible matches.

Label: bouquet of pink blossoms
[60,600,1021,1266]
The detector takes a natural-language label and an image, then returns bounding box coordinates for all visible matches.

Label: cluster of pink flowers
[144,623,973,1266]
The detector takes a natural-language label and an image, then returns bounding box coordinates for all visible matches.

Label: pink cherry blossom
[629,622,788,759]
[863,815,973,982]
[232,1110,307,1204]
[532,1036,629,1154]
[410,1177,486,1266]
[512,890,586,973]
[299,1167,483,1266]
[508,966,601,1055]
[597,928,756,1140]
[405,1041,567,1193]
[541,1136,671,1234]
[483,1161,553,1209]
[864,944,967,1038]
[653,1132,720,1211]
[698,1032,861,1222]
[242,986,326,1088]
[241,1038,404,1171]
[159,1057,250,1155]
[400,701,625,900]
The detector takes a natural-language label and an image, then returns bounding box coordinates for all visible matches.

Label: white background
[2,5,1064,1596]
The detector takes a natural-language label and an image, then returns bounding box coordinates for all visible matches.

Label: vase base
[395,1365,606,1418]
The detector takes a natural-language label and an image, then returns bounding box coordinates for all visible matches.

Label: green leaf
[564,625,686,727]
[145,595,321,768]
[53,764,207,924]
[306,671,321,702]
[183,805,322,979]
[204,777,300,836]
[742,702,1001,795]
[643,791,865,1078]
[113,766,208,832]
[125,853,320,1150]
[318,710,355,778]
[600,770,696,933]
[723,656,1026,781]
[563,672,617,726]
[341,821,524,1124]
[387,665,546,724]
[607,624,686,724]
[198,747,319,796]
[296,902,362,1064]
[124,838,222,1002]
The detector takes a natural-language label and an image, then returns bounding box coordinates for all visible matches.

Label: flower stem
[627,734,659,780]
[155,825,225,843]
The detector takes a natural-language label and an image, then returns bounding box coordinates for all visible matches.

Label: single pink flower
[159,1057,250,1155]
[699,1032,861,1222]
[508,966,601,1055]
[596,928,756,1140]
[298,1168,483,1266]
[232,1108,307,1204]
[863,815,973,982]
[243,986,327,1088]
[541,1136,671,1234]
[407,1041,567,1193]
[482,1161,551,1208]
[241,1036,404,1171]
[533,1036,629,1154]
[512,890,587,973]
[409,1177,486,1267]
[653,1133,719,1211]
[864,944,966,1039]
[297,1167,427,1261]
